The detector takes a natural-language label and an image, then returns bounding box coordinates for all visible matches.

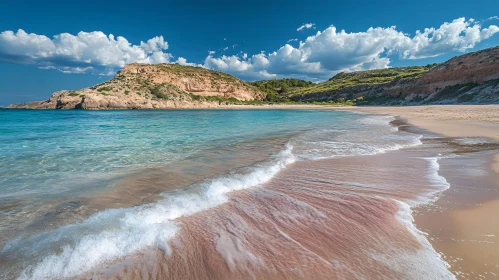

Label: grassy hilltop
[9,46,499,109]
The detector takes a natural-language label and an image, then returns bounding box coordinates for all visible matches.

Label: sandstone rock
[9,63,265,110]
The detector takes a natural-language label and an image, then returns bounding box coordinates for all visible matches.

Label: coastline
[346,105,499,278]
[81,105,499,279]
[3,105,499,278]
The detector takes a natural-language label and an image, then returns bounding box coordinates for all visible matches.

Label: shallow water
[1,109,496,279]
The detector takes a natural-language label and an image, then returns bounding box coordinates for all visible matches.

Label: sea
[1,109,496,279]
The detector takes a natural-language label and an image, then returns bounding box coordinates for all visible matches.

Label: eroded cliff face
[385,46,499,97]
[9,64,265,110]
[294,46,499,105]
[120,64,264,100]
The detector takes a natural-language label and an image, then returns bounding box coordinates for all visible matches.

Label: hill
[9,63,265,109]
[249,78,314,102]
[289,47,499,105]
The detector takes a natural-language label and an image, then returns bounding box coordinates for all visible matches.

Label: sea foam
[15,146,295,279]
[385,157,454,279]
[9,114,431,279]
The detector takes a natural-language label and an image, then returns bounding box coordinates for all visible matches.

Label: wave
[12,145,296,279]
[6,114,435,279]
[383,156,455,279]
[393,201,456,279]
[291,115,422,160]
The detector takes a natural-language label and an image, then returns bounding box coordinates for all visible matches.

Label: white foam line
[14,115,428,279]
[394,201,456,279]
[393,157,455,279]
[407,157,451,206]
[17,145,296,279]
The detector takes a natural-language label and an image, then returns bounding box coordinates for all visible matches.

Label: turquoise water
[1,109,357,199]
[0,109,427,279]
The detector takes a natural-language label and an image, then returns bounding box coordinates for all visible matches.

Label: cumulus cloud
[488,16,499,20]
[398,18,499,59]
[174,57,202,67]
[204,17,499,81]
[1,17,498,81]
[297,23,316,31]
[0,29,174,75]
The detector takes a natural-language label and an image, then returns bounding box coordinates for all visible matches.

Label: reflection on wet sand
[84,125,499,280]
[86,149,458,279]
[4,118,499,280]
[0,136,289,252]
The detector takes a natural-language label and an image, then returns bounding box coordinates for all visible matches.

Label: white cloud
[1,17,498,81]
[287,38,298,43]
[297,23,316,31]
[39,65,94,74]
[398,18,499,59]
[204,17,499,81]
[174,57,202,67]
[0,29,173,74]
[488,16,499,20]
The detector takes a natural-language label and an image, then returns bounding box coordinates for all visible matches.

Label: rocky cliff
[9,64,265,109]
[292,46,499,105]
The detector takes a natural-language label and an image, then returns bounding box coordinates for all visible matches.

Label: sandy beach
[2,105,498,279]
[349,105,499,279]
[232,104,499,278]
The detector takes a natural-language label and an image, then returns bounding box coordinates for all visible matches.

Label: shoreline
[3,105,498,278]
[346,105,499,278]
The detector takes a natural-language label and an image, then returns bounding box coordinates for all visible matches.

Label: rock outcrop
[293,46,499,105]
[9,64,265,110]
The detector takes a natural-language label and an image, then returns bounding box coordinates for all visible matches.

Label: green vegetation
[84,62,458,107]
[249,78,315,102]
[250,78,314,94]
[246,66,437,103]
[157,63,238,83]
[68,91,79,97]
[189,93,201,101]
[148,83,190,100]
[97,86,112,92]
[427,83,479,103]
[293,66,434,96]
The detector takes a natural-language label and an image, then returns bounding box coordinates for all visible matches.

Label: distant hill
[287,47,499,105]
[249,79,314,102]
[9,64,265,109]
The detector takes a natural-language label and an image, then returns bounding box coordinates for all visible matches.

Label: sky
[1,0,499,105]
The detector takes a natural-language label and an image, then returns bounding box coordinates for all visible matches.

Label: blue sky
[1,0,499,105]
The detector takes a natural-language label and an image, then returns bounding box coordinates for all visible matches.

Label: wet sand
[350,105,499,279]
[81,105,499,279]
[85,150,454,280]
[5,105,499,279]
